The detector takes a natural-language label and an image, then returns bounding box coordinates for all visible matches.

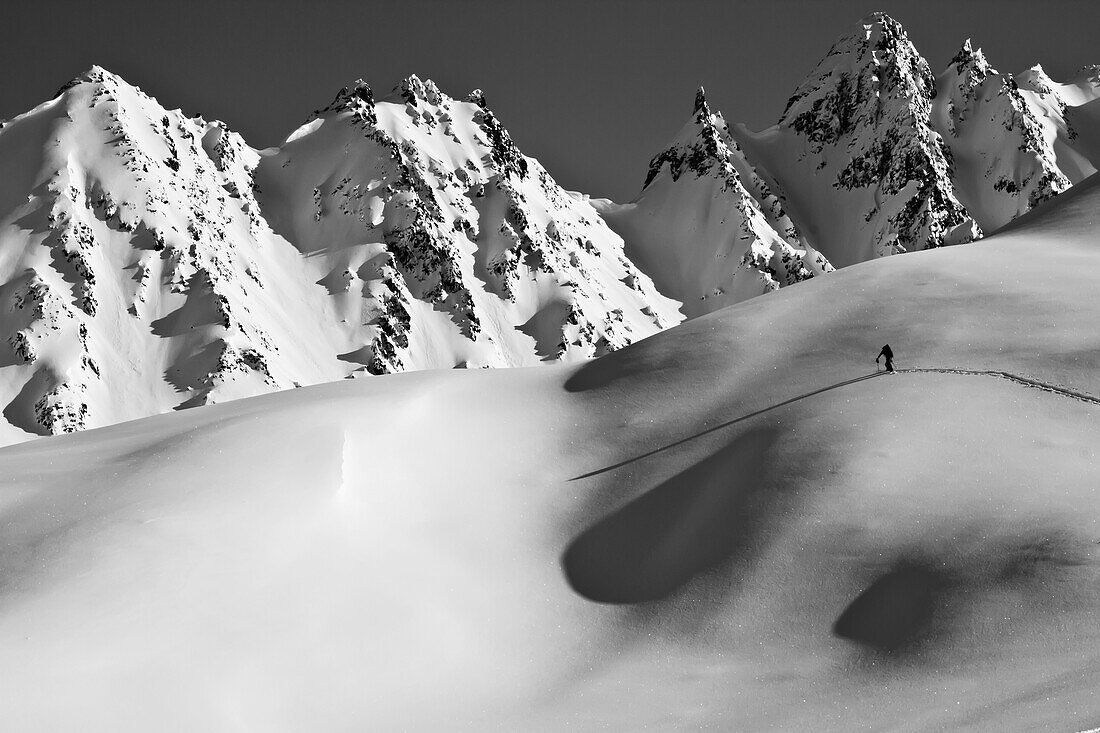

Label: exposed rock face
[256,74,679,374]
[769,12,980,263]
[0,66,345,441]
[0,68,680,442]
[2,15,1097,444]
[1014,63,1100,184]
[933,40,1071,229]
[597,88,833,318]
[607,12,1100,292]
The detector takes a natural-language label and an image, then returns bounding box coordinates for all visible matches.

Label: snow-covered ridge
[597,88,832,318]
[604,12,1100,308]
[0,66,347,442]
[255,74,679,373]
[1,13,1097,440]
[740,12,980,267]
[933,40,1071,230]
[0,67,680,443]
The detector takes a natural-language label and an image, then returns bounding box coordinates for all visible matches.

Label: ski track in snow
[899,367,1100,406]
[574,366,1100,480]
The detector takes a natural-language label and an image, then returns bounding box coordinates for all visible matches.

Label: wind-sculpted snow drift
[4,162,1100,730]
[0,68,678,442]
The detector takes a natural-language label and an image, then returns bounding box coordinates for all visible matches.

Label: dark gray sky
[2,0,1098,200]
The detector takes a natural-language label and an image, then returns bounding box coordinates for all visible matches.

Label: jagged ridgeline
[602,12,1100,310]
[0,68,679,442]
[937,40,1072,228]
[256,76,678,374]
[595,87,834,318]
[736,13,1099,267]
[0,14,1097,442]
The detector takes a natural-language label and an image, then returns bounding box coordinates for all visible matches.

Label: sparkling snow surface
[3,169,1100,729]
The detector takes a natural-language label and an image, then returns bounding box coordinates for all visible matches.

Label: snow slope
[0,69,679,443]
[256,77,679,374]
[0,67,351,444]
[933,40,1071,231]
[1015,63,1100,183]
[734,12,979,267]
[595,90,833,318]
[604,13,1100,315]
[3,180,1100,728]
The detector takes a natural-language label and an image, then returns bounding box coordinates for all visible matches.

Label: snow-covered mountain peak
[858,10,900,29]
[856,11,910,51]
[755,13,978,265]
[387,74,445,107]
[692,86,711,118]
[1073,64,1100,85]
[642,87,730,189]
[309,78,376,124]
[933,41,1070,229]
[55,64,124,95]
[0,67,681,442]
[1017,64,1058,95]
[940,40,998,119]
[256,73,679,374]
[0,65,365,440]
[780,11,934,137]
[611,13,1098,291]
[465,88,487,108]
[948,38,991,77]
[599,89,832,317]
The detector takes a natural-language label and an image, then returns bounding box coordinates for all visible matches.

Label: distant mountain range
[601,12,1100,314]
[0,12,1096,441]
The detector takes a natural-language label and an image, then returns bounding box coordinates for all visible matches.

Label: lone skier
[876,344,894,373]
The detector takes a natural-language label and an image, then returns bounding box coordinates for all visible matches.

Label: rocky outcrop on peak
[760,12,979,265]
[1013,64,1100,185]
[256,74,679,375]
[932,40,1070,230]
[0,68,678,444]
[609,12,1100,298]
[310,79,378,126]
[598,87,832,318]
[2,17,1097,444]
[0,67,351,441]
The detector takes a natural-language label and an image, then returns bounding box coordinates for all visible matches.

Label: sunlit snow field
[1,172,1100,729]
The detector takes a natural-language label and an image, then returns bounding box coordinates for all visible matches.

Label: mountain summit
[933,39,1071,229]
[603,12,1100,304]
[0,14,1098,440]
[0,68,679,442]
[761,12,980,264]
[256,74,679,373]
[595,88,832,317]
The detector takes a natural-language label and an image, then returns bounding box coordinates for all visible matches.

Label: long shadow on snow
[571,371,883,481]
[564,428,781,604]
